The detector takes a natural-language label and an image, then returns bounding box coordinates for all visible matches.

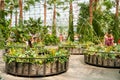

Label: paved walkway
[0,50,120,80]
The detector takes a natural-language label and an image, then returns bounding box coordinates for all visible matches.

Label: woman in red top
[104,32,114,46]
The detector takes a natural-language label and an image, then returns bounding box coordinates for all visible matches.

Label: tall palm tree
[44,0,47,26]
[89,0,93,25]
[47,0,63,35]
[113,0,120,42]
[4,0,40,26]
[52,1,57,35]
[68,0,74,41]
[4,0,19,27]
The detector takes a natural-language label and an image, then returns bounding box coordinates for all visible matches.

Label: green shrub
[43,34,60,45]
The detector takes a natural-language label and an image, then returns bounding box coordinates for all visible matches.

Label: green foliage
[85,45,120,59]
[40,26,48,40]
[77,3,96,43]
[77,3,89,33]
[11,25,30,42]
[100,0,119,43]
[47,0,67,36]
[77,2,118,44]
[52,24,56,36]
[24,0,40,11]
[43,34,60,45]
[47,0,64,6]
[92,11,104,37]
[0,19,10,49]
[103,0,114,10]
[112,18,120,43]
[4,0,40,14]
[4,0,19,17]
[11,17,42,42]
[0,10,5,19]
[4,47,69,64]
[0,19,10,40]
[24,17,42,34]
[68,20,74,41]
[68,1,74,42]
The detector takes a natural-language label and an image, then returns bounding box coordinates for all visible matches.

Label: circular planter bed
[4,47,70,77]
[84,44,120,68]
[59,45,86,55]
[84,52,120,68]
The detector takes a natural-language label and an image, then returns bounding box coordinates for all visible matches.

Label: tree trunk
[113,0,120,42]
[89,0,93,25]
[44,0,47,26]
[0,0,1,18]
[28,40,32,48]
[19,0,23,23]
[0,0,1,10]
[15,10,18,26]
[0,0,4,18]
[68,2,74,41]
[0,0,4,10]
[52,3,56,35]
[115,0,119,18]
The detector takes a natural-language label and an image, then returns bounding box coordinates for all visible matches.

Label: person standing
[104,31,114,46]
[59,34,63,42]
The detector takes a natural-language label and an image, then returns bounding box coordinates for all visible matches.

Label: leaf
[24,5,29,11]
[47,7,52,10]
[57,12,60,16]
[63,6,68,10]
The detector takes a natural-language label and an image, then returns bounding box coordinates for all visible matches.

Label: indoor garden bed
[4,47,70,77]
[59,42,87,55]
[84,45,120,68]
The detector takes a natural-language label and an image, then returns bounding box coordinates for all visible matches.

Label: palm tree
[4,0,19,27]
[47,0,64,35]
[4,0,40,26]
[113,0,120,42]
[68,0,74,41]
[89,0,93,25]
[52,1,57,35]
[14,0,19,26]
[20,0,42,24]
[47,0,57,35]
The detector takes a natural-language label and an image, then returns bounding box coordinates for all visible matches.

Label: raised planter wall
[59,45,86,55]
[5,56,69,77]
[84,54,120,68]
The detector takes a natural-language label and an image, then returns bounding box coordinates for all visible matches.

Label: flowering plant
[4,47,69,64]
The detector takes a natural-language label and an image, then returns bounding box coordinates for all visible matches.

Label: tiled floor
[0,50,120,80]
